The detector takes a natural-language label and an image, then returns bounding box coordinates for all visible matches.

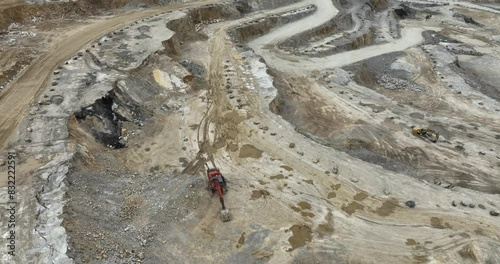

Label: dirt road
[0,0,220,150]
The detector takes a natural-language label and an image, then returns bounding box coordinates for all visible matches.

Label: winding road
[249,0,425,72]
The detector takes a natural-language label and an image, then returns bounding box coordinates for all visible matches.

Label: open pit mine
[1,0,500,263]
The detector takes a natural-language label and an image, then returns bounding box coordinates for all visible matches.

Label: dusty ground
[1,0,500,263]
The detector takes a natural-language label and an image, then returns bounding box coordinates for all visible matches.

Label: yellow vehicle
[412,127,439,143]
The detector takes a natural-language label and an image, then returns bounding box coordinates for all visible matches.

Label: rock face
[322,68,351,86]
[73,53,192,148]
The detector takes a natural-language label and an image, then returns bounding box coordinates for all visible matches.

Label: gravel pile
[321,68,351,86]
[378,75,425,92]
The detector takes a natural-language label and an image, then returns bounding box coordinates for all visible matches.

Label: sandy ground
[1,0,500,263]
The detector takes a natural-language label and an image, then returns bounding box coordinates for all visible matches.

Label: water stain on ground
[239,144,263,158]
[291,202,314,218]
[280,165,293,171]
[201,141,217,155]
[406,239,417,246]
[341,201,364,215]
[327,192,336,199]
[301,211,315,218]
[290,205,301,212]
[413,255,429,263]
[250,189,270,200]
[459,233,471,238]
[270,174,285,180]
[430,217,451,229]
[374,198,398,217]
[303,179,314,185]
[226,142,239,152]
[287,225,312,251]
[316,211,334,238]
[224,110,245,124]
[298,201,311,210]
[331,183,341,190]
[353,192,368,201]
[179,157,189,167]
[236,232,246,248]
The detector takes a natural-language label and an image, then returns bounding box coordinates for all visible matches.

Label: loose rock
[405,201,416,208]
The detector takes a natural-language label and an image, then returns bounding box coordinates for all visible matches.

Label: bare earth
[1,0,500,263]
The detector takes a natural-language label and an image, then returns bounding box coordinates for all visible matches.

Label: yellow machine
[412,127,439,143]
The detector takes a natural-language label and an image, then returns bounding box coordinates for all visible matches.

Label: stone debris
[378,75,425,92]
[332,166,339,174]
[321,68,351,86]
[405,201,416,208]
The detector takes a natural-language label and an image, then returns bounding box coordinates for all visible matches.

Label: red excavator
[206,166,231,222]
